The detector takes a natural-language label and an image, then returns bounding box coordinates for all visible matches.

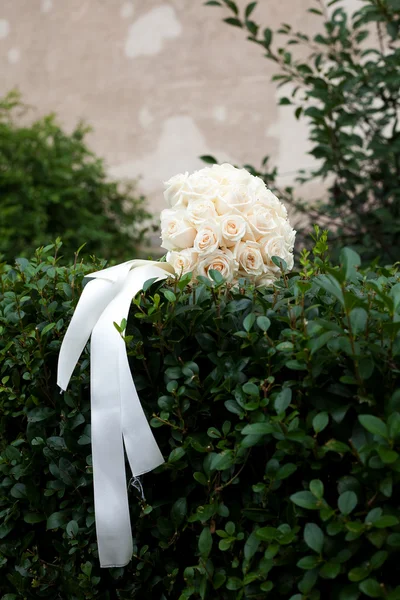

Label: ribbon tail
[57,278,115,391]
[90,264,171,568]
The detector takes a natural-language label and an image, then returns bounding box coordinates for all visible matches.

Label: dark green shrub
[1,234,400,599]
[0,91,151,262]
[204,0,400,264]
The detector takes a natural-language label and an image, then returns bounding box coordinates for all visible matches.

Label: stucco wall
[0,0,361,223]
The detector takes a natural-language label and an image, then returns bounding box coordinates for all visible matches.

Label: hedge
[0,234,400,600]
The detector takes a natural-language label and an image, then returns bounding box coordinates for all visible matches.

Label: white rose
[255,273,277,289]
[160,208,197,251]
[215,184,257,215]
[193,221,221,256]
[187,198,218,226]
[166,248,198,275]
[235,241,265,277]
[246,203,281,241]
[188,170,219,197]
[219,213,249,246]
[259,233,294,272]
[163,172,192,208]
[196,248,237,283]
[209,163,254,187]
[256,185,288,219]
[279,218,297,251]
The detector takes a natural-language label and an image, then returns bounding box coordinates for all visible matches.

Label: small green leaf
[163,290,176,302]
[338,491,357,516]
[257,316,271,331]
[245,1,257,19]
[313,412,329,433]
[243,313,256,332]
[358,415,388,439]
[373,516,399,529]
[198,527,213,557]
[349,308,367,335]
[274,388,292,413]
[359,578,384,598]
[290,491,319,510]
[304,523,324,553]
[168,447,186,463]
[171,498,187,527]
[310,479,324,500]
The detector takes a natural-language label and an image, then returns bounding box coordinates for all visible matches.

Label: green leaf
[243,313,256,332]
[373,516,399,529]
[241,422,275,435]
[313,412,329,433]
[163,290,176,302]
[297,555,319,570]
[304,523,324,553]
[46,511,68,530]
[274,387,292,413]
[223,17,242,27]
[338,491,357,516]
[66,520,79,537]
[349,308,367,335]
[210,451,234,471]
[244,530,260,560]
[257,316,271,331]
[168,447,186,463]
[290,491,319,510]
[200,154,218,164]
[23,512,46,524]
[245,2,257,19]
[340,248,361,281]
[315,274,344,305]
[310,480,324,500]
[320,561,341,579]
[198,527,213,557]
[359,578,384,598]
[264,27,273,47]
[226,577,242,590]
[358,415,388,439]
[171,497,188,527]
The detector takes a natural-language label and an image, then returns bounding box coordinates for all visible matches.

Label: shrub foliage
[1,235,400,599]
[204,0,400,264]
[0,91,151,262]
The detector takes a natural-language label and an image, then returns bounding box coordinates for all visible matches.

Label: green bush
[0,91,151,262]
[204,0,400,264]
[1,234,400,599]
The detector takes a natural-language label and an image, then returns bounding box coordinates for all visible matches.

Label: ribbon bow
[57,260,174,568]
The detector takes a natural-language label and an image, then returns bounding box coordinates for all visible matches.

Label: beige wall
[0,0,361,227]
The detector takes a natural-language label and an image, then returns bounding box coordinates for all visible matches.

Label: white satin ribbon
[57,260,174,568]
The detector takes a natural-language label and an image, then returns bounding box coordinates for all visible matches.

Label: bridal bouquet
[160,163,296,286]
[58,163,296,569]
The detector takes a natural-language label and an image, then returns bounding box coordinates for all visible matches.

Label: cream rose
[235,241,265,277]
[166,249,198,275]
[246,203,281,240]
[255,273,277,289]
[160,209,197,251]
[209,163,254,187]
[215,184,257,215]
[259,233,293,271]
[163,172,192,208]
[219,213,249,246]
[196,248,237,283]
[256,186,288,219]
[187,198,218,226]
[193,221,221,255]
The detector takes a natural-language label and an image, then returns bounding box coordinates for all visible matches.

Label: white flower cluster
[160,163,296,286]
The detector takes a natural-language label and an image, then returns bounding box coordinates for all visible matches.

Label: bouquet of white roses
[58,163,297,570]
[160,163,296,286]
